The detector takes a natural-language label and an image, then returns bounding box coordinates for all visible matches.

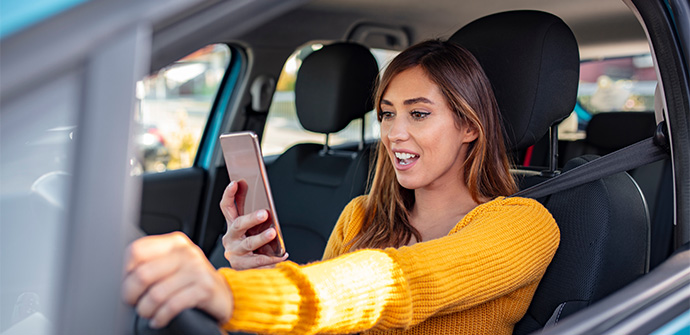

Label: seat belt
[518,122,670,332]
[513,133,670,199]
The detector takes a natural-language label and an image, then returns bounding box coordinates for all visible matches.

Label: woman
[123,40,560,335]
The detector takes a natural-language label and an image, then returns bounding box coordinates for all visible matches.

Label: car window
[260,43,398,156]
[559,54,657,140]
[578,54,656,113]
[134,44,231,173]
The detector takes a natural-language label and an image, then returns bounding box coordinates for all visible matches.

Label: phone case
[219,131,286,257]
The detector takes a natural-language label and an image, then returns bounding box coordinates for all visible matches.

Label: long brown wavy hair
[349,40,517,251]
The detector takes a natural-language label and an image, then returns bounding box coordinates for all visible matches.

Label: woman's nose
[386,118,409,143]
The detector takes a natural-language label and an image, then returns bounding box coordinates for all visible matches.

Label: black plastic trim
[631,0,690,247]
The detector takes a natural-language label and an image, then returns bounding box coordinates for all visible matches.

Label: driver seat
[450,10,650,334]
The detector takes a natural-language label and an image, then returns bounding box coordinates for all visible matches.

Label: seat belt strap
[514,137,669,199]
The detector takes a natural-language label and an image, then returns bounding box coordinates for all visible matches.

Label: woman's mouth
[394,151,419,167]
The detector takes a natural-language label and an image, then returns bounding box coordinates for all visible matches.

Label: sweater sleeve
[218,196,559,334]
[382,197,560,326]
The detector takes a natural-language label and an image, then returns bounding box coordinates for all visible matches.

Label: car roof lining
[148,0,650,72]
[239,0,648,57]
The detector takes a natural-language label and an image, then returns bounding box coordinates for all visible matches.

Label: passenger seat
[265,43,379,264]
[574,111,672,269]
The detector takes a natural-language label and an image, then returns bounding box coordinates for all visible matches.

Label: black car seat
[449,10,650,334]
[575,111,672,269]
[265,42,379,264]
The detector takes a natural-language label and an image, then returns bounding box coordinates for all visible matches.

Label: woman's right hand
[219,181,288,270]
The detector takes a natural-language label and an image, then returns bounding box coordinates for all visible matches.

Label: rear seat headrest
[449,10,580,151]
[295,42,379,134]
[586,112,657,151]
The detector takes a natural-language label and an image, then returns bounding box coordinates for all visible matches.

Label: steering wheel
[134,309,224,335]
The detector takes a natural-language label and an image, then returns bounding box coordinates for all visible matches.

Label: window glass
[578,54,656,113]
[556,54,657,139]
[134,44,231,173]
[1,72,80,334]
[261,44,399,156]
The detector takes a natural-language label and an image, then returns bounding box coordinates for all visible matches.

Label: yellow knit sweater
[219,196,559,335]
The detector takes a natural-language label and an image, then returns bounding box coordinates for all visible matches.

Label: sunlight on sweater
[303,249,400,332]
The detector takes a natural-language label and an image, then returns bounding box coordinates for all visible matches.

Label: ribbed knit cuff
[218,262,319,335]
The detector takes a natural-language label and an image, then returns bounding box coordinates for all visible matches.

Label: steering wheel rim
[133,308,224,335]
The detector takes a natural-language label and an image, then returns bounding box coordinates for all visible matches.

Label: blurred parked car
[137,125,170,173]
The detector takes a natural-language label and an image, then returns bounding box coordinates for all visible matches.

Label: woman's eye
[410,110,430,120]
[379,111,394,120]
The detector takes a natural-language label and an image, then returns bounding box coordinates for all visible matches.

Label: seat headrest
[586,111,656,151]
[449,10,580,151]
[295,43,379,134]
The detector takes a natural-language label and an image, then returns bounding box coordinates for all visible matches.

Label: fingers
[224,229,279,268]
[122,232,234,328]
[146,269,233,328]
[219,184,282,271]
[122,253,181,306]
[235,180,248,217]
[123,232,197,305]
[241,226,275,252]
[124,232,190,274]
[147,285,202,328]
[224,209,269,241]
[221,213,278,271]
[219,180,249,222]
[219,181,240,222]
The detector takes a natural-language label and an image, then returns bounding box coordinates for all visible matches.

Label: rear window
[261,43,398,157]
[558,54,657,141]
[578,54,656,112]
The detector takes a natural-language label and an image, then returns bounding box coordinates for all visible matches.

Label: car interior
[1,0,689,334]
[138,1,682,333]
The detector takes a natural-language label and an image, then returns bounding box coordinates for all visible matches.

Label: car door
[136,43,243,255]
[0,1,304,334]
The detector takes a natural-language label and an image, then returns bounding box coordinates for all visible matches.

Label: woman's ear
[462,124,479,143]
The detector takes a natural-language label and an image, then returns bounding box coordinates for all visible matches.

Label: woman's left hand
[122,232,233,329]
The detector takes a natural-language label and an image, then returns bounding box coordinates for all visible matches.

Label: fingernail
[256,210,267,220]
[149,319,160,329]
[264,228,275,237]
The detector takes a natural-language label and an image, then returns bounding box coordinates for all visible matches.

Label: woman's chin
[395,176,420,190]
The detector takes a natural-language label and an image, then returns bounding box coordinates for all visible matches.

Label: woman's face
[380,65,477,191]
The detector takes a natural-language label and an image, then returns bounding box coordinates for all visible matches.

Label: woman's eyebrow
[404,97,434,105]
[381,97,434,106]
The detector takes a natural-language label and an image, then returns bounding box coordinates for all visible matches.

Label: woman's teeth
[395,152,418,165]
[395,152,416,159]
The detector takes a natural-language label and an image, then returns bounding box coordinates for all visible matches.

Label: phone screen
[219,131,285,257]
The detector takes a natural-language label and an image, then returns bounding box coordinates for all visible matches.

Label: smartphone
[219,131,286,257]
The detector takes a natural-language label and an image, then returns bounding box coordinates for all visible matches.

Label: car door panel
[140,167,206,236]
